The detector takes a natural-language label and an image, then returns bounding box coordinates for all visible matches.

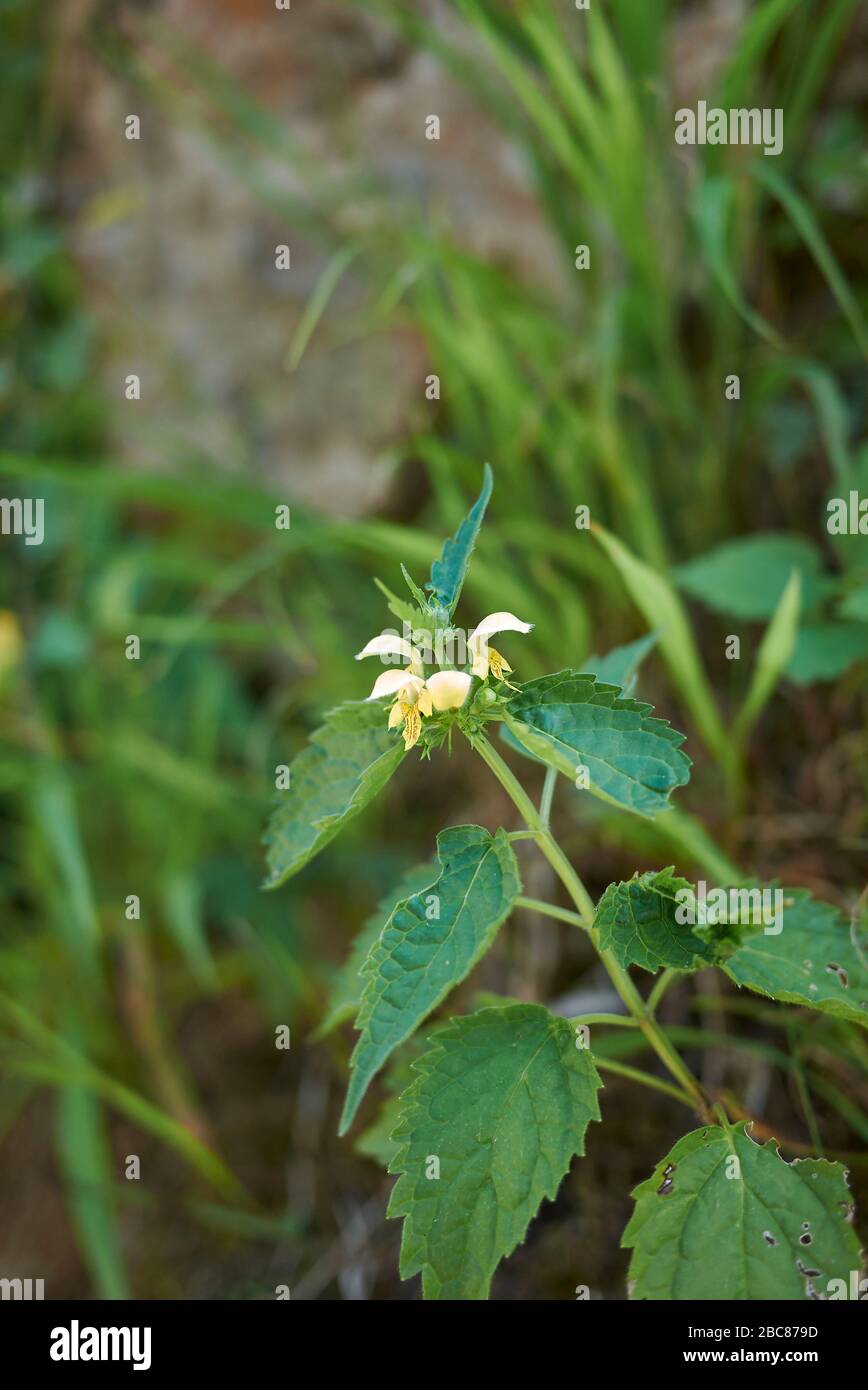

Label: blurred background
[1,0,867,1299]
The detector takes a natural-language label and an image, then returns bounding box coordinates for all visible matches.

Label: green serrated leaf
[623,1122,862,1299]
[595,868,713,973]
[263,701,405,888]
[498,719,547,766]
[355,1091,404,1170]
[354,1031,455,1171]
[388,1003,602,1299]
[340,826,521,1133]
[505,670,691,819]
[355,1045,425,1170]
[427,462,493,617]
[721,889,868,1029]
[314,861,437,1039]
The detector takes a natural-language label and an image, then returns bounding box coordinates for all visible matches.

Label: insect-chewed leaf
[314,861,437,1039]
[505,670,691,818]
[721,889,868,1030]
[339,825,521,1133]
[427,463,492,617]
[263,701,405,888]
[595,868,713,973]
[623,1122,861,1300]
[388,1004,602,1299]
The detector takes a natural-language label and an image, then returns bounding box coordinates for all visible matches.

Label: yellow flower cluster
[356,611,532,749]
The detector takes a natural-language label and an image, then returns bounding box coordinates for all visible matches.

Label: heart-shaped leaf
[389,1004,602,1298]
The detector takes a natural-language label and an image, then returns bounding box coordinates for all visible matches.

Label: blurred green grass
[1,0,866,1297]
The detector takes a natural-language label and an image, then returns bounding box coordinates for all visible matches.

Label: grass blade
[592,524,730,768]
[734,570,801,744]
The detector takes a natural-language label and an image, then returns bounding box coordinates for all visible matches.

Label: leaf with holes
[388,1003,602,1299]
[721,889,868,1030]
[340,826,521,1133]
[623,1122,861,1300]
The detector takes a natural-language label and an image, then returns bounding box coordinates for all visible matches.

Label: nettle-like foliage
[265,470,865,1300]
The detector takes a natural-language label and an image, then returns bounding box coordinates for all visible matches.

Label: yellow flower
[425,669,472,711]
[357,612,528,749]
[357,633,431,748]
[468,611,533,681]
[364,669,433,750]
[363,665,472,749]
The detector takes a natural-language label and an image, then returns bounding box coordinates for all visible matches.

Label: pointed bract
[427,463,493,617]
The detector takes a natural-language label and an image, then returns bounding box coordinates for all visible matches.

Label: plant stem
[569,1013,639,1028]
[473,734,595,918]
[539,765,557,828]
[599,954,712,1119]
[515,895,586,928]
[474,733,713,1120]
[647,967,680,1016]
[594,1058,695,1108]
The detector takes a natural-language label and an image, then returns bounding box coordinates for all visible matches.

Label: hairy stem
[473,734,712,1120]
